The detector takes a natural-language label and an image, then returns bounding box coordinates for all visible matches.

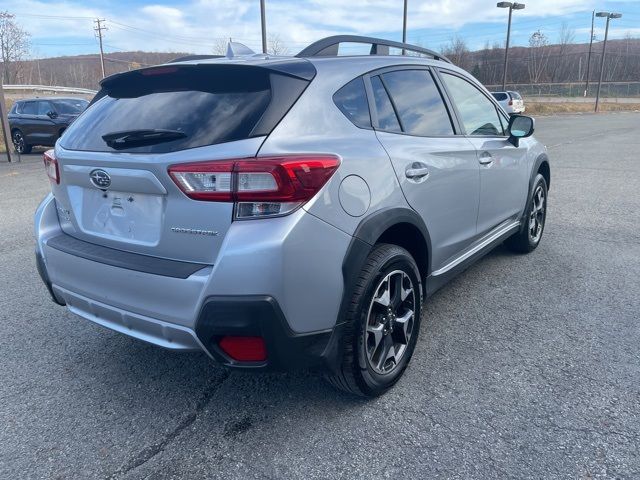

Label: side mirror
[47,110,58,119]
[508,115,534,147]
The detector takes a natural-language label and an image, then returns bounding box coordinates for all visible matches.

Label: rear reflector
[168,155,340,219]
[219,336,267,362]
[43,149,59,184]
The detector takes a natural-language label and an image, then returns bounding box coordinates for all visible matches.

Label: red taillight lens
[43,149,59,184]
[168,155,340,219]
[508,99,513,106]
[219,336,267,362]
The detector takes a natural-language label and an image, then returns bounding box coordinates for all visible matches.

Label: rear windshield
[491,92,508,101]
[61,64,310,153]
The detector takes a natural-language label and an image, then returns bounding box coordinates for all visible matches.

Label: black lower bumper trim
[195,296,343,372]
[46,233,206,279]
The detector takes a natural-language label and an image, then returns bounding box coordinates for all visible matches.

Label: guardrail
[3,84,97,95]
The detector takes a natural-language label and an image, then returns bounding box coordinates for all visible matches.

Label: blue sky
[6,0,640,58]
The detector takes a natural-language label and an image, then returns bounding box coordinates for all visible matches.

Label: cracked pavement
[1,112,639,479]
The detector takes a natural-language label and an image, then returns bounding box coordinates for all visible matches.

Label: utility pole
[94,18,107,79]
[497,2,525,91]
[595,12,622,112]
[0,82,14,162]
[584,10,595,97]
[260,0,267,54]
[402,0,408,55]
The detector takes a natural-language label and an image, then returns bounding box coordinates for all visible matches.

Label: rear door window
[333,77,371,129]
[370,76,401,132]
[441,73,505,136]
[61,65,311,153]
[380,69,453,136]
[21,102,37,115]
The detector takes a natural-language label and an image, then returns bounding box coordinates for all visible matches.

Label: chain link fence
[484,82,640,98]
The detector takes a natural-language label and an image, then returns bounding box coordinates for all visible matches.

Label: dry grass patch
[526,101,640,115]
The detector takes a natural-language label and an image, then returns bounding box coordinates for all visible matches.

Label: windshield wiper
[102,129,187,149]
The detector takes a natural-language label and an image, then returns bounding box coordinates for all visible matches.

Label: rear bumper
[34,194,350,371]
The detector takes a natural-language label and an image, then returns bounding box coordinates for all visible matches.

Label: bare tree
[441,36,471,71]
[267,34,289,56]
[528,30,550,83]
[0,11,31,83]
[212,37,229,55]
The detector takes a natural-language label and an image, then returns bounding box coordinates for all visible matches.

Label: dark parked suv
[9,97,89,154]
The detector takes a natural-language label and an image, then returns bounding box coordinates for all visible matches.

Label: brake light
[43,150,59,184]
[508,99,513,106]
[168,155,340,219]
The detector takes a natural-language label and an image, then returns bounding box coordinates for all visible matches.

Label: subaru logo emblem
[90,169,111,190]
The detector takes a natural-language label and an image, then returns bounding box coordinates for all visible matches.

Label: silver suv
[34,36,550,397]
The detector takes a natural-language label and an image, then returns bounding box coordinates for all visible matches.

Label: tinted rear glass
[333,77,371,129]
[371,76,401,132]
[61,65,300,153]
[381,70,453,136]
[21,102,37,115]
[492,93,508,101]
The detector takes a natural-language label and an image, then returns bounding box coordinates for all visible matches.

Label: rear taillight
[168,155,340,219]
[43,150,59,184]
[508,99,513,106]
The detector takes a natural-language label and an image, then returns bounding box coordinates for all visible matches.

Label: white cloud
[4,0,637,57]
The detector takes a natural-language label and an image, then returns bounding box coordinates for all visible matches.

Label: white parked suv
[491,91,525,114]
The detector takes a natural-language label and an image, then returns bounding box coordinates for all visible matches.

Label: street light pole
[497,2,525,91]
[584,10,595,97]
[402,0,408,55]
[260,0,267,54]
[595,12,622,112]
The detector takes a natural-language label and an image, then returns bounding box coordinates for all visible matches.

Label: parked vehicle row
[34,36,549,397]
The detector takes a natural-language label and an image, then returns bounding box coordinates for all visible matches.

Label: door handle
[405,163,430,180]
[478,152,494,165]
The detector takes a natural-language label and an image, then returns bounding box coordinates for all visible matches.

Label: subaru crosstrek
[34,36,550,397]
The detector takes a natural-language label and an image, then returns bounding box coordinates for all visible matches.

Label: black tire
[12,129,32,154]
[325,243,422,397]
[506,173,548,253]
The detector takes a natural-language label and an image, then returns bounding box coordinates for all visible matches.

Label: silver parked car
[491,90,525,114]
[35,36,550,397]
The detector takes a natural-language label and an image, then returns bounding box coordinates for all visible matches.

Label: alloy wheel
[365,270,416,375]
[529,185,545,243]
[12,131,25,154]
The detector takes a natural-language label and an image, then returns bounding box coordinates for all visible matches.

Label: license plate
[81,189,163,244]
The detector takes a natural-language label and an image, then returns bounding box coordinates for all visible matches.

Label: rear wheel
[506,173,547,253]
[12,130,32,154]
[325,244,422,397]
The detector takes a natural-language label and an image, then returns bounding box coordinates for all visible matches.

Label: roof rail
[168,54,224,63]
[295,35,451,63]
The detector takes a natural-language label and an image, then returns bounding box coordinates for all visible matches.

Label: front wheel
[506,173,548,253]
[325,244,422,397]
[12,130,32,154]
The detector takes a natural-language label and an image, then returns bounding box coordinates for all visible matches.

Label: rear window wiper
[102,129,187,149]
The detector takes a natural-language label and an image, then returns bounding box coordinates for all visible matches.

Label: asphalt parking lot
[1,112,639,479]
